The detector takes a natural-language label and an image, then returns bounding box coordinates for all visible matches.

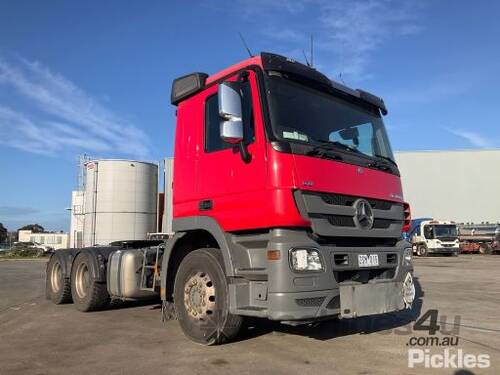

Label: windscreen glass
[432,225,458,238]
[266,75,395,162]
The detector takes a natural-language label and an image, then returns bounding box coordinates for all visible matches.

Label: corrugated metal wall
[395,149,500,223]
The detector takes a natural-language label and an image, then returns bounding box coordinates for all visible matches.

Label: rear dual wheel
[46,255,72,304]
[70,253,110,311]
[174,248,243,345]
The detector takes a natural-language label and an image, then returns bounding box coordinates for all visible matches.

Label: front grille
[295,296,326,307]
[319,192,393,210]
[316,236,399,247]
[326,215,355,227]
[373,218,394,229]
[294,190,404,240]
[320,215,395,229]
[440,237,457,242]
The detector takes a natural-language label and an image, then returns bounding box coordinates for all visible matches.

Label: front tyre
[479,244,492,255]
[417,245,428,257]
[71,253,110,312]
[174,248,243,345]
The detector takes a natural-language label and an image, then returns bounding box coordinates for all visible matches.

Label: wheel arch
[160,217,234,301]
[48,249,77,280]
[68,247,116,282]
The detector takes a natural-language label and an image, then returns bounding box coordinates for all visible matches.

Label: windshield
[426,225,458,239]
[266,75,395,162]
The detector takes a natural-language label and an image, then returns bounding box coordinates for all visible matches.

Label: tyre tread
[71,253,110,312]
[46,256,73,304]
[173,248,243,345]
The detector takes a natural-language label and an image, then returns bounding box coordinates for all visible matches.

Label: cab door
[196,69,268,231]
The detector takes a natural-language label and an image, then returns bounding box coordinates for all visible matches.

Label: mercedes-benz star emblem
[353,199,374,230]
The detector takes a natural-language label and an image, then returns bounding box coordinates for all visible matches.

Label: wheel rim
[183,271,216,321]
[75,262,90,299]
[51,262,62,293]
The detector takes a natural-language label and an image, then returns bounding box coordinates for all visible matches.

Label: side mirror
[218,82,243,144]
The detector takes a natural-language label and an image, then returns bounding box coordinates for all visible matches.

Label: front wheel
[417,245,428,257]
[479,244,492,255]
[174,248,243,345]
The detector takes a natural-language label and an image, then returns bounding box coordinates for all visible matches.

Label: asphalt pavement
[0,256,499,374]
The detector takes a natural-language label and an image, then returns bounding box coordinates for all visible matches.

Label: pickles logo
[408,349,490,369]
[405,310,491,369]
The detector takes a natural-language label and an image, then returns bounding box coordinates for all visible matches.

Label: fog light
[290,248,324,272]
[403,247,413,266]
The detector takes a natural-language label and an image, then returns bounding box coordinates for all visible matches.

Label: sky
[0,0,499,231]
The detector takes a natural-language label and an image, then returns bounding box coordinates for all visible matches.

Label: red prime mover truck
[46,52,415,345]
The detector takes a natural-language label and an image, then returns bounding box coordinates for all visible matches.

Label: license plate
[358,254,379,267]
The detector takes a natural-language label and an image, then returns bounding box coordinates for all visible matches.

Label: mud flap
[339,281,405,318]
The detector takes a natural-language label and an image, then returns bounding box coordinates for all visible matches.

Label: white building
[18,230,69,250]
[395,149,500,223]
[69,190,85,248]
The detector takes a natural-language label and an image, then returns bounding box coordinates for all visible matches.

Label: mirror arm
[239,142,251,163]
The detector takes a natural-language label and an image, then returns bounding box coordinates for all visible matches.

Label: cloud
[444,127,494,148]
[236,0,423,83]
[317,0,423,81]
[0,56,152,158]
[0,206,39,216]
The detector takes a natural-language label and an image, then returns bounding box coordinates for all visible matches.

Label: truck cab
[409,219,459,256]
[164,52,414,342]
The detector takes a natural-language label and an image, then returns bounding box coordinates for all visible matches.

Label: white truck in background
[408,219,459,256]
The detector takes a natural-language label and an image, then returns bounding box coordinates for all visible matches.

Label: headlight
[290,248,324,272]
[403,247,413,266]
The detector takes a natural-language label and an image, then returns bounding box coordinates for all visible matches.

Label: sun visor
[171,72,208,105]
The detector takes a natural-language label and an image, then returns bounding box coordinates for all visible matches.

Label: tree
[18,224,45,233]
[0,223,7,244]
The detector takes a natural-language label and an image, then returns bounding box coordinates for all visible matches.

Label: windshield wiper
[316,139,364,155]
[367,160,392,172]
[303,138,396,172]
[306,146,343,161]
[373,154,398,167]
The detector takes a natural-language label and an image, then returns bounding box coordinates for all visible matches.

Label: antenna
[302,50,311,67]
[338,72,346,85]
[310,34,314,68]
[238,32,253,58]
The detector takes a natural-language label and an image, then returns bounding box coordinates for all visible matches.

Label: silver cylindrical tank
[83,159,158,246]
